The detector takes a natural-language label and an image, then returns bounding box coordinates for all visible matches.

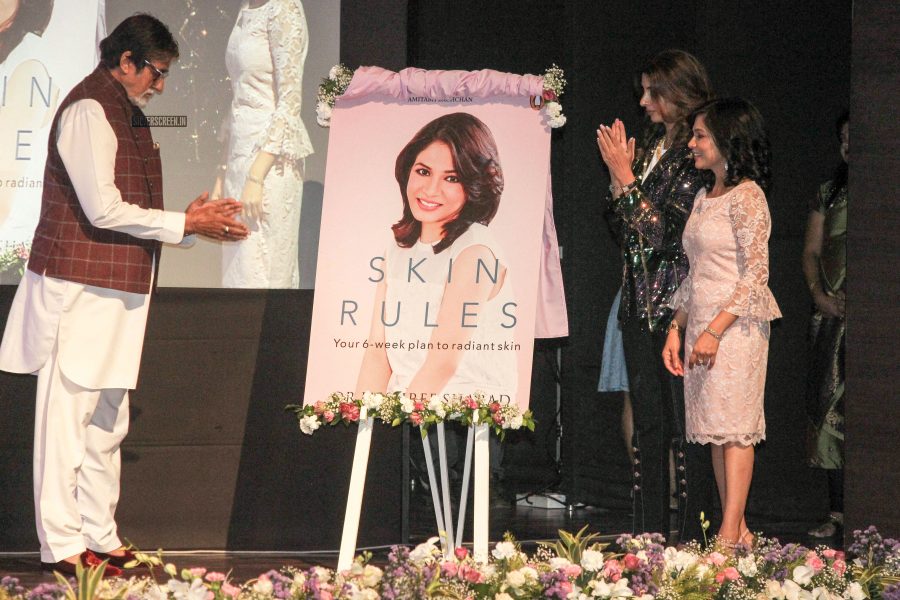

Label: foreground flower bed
[2,527,897,600]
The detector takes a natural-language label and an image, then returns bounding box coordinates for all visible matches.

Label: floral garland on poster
[286,391,535,439]
[0,242,29,276]
[315,64,567,128]
[3,526,898,599]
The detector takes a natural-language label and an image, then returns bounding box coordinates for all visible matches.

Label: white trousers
[34,339,129,562]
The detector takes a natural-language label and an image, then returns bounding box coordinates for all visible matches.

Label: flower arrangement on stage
[286,391,535,439]
[4,527,899,600]
[315,64,355,127]
[0,242,29,277]
[541,64,567,129]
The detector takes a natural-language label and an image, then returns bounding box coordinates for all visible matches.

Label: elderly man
[0,14,248,575]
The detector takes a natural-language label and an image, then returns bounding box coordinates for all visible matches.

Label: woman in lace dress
[213,0,313,288]
[663,98,781,547]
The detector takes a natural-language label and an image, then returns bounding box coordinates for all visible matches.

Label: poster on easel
[304,66,566,411]
[0,1,104,282]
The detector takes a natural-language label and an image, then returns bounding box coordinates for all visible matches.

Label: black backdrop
[2,0,897,550]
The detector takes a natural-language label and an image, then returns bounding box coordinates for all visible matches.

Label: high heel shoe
[739,529,756,548]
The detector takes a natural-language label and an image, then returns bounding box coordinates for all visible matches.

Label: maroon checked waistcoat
[27,66,164,294]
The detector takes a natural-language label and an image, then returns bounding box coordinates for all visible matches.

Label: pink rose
[822,548,837,559]
[542,89,558,101]
[623,553,640,570]
[558,581,573,594]
[410,412,423,425]
[189,567,207,578]
[339,402,360,422]
[707,552,727,566]
[806,551,824,572]
[602,559,622,582]
[319,592,333,600]
[564,564,582,578]
[455,547,469,560]
[466,398,478,409]
[490,402,501,413]
[715,567,740,583]
[833,559,846,577]
[442,562,458,577]
[314,401,326,415]
[459,564,482,584]
[492,412,503,424]
[414,401,425,411]
[205,572,226,582]
[835,551,845,561]
[324,410,335,422]
[221,583,240,598]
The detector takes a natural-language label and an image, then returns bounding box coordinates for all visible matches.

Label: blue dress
[598,288,629,392]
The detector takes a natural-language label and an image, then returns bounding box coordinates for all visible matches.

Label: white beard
[129,90,154,109]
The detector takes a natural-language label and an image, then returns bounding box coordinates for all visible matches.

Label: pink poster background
[305,94,551,410]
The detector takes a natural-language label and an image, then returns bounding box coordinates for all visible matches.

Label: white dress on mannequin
[221,0,313,288]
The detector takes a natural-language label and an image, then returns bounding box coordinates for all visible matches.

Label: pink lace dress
[671,181,782,446]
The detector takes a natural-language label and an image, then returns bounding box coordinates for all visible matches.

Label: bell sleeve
[261,0,313,161]
[722,184,782,321]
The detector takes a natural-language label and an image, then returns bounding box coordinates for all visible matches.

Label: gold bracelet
[620,180,639,195]
[246,174,264,185]
[668,320,680,332]
[704,326,723,341]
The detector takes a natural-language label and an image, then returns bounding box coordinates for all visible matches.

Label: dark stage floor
[0,499,841,588]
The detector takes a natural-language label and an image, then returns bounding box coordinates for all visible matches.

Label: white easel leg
[473,417,490,562]
[337,408,373,572]
[435,422,455,554]
[456,424,475,548]
[420,426,449,554]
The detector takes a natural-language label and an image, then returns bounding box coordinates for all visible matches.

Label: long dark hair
[690,97,772,192]
[392,113,503,254]
[635,49,713,158]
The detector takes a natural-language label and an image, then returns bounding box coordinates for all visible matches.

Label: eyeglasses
[143,59,169,83]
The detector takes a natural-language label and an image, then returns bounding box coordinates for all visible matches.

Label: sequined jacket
[606,131,706,332]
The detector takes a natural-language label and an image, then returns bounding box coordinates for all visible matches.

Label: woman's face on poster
[406,141,467,238]
[0,0,20,33]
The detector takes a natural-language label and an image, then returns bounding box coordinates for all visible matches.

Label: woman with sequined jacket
[597,49,715,542]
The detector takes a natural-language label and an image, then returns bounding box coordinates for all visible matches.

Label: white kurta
[0,99,185,389]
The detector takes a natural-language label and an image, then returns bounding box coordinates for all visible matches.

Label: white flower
[507,413,523,430]
[544,101,562,117]
[292,572,307,591]
[400,394,416,414]
[792,564,814,586]
[409,536,440,562]
[844,582,866,600]
[783,579,815,600]
[316,102,333,126]
[362,392,384,410]
[428,396,446,418]
[581,548,605,571]
[492,541,517,560]
[495,594,515,600]
[521,566,539,580]
[329,65,341,79]
[765,579,785,599]
[360,564,383,587]
[695,563,709,580]
[168,579,208,600]
[505,569,527,588]
[549,556,572,570]
[350,589,379,600]
[144,583,169,600]
[252,577,274,595]
[313,566,332,583]
[299,414,321,435]
[663,547,698,574]
[549,114,567,128]
[590,578,634,599]
[738,555,758,577]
